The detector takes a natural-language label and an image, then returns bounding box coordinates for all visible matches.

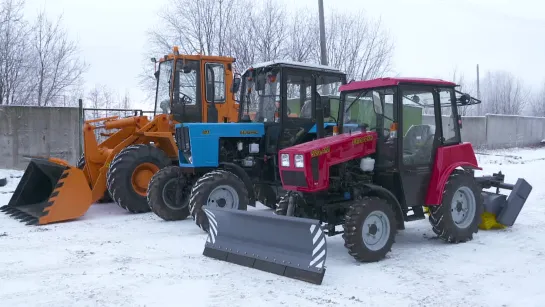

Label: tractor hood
[278,130,378,192]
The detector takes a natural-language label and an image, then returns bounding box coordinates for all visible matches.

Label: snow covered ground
[1,147,544,307]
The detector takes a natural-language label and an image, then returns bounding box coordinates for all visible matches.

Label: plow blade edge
[0,158,92,225]
[201,207,327,285]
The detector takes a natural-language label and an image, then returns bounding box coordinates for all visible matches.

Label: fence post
[78,99,83,158]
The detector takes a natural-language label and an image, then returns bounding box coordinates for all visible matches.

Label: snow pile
[0,148,544,306]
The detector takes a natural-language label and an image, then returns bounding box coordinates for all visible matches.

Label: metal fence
[76,99,155,157]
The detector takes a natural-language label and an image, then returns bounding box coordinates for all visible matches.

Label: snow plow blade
[201,207,327,285]
[0,158,92,225]
[478,174,533,230]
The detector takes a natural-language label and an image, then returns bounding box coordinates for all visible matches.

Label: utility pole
[318,0,328,66]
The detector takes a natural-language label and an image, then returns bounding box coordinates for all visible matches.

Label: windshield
[344,88,395,128]
[240,68,280,122]
[155,60,173,115]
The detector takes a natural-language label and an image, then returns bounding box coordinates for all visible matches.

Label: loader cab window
[175,59,199,106]
[205,63,226,103]
[154,59,173,115]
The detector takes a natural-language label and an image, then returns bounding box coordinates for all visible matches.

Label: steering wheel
[173,93,192,109]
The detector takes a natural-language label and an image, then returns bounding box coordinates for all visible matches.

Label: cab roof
[339,77,457,92]
[243,60,344,76]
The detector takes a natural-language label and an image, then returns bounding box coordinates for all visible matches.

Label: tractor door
[172,59,202,123]
[396,85,443,209]
[277,70,316,150]
[204,62,228,123]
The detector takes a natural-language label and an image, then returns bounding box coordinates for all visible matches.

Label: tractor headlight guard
[294,154,304,168]
[281,154,290,167]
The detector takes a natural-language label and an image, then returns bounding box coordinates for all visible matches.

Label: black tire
[255,184,277,209]
[342,196,397,262]
[188,169,249,232]
[0,177,6,187]
[147,166,193,221]
[275,192,290,216]
[77,154,112,203]
[428,170,483,243]
[107,144,171,213]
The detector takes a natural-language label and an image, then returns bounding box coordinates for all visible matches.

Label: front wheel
[147,166,193,221]
[188,169,249,232]
[428,170,483,243]
[342,197,397,262]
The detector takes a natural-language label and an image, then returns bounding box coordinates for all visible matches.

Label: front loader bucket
[201,207,327,285]
[0,158,92,225]
[480,178,533,229]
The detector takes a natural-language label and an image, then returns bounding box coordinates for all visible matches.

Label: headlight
[294,154,304,168]
[281,154,290,167]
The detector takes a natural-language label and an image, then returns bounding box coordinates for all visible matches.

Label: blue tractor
[146,60,353,229]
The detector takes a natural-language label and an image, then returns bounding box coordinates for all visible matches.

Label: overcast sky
[26,0,545,110]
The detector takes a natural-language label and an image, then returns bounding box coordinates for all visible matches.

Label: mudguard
[201,207,327,285]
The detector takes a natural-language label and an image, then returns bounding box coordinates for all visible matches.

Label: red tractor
[200,77,532,285]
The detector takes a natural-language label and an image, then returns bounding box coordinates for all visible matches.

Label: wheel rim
[450,186,476,229]
[131,163,160,196]
[207,185,240,209]
[361,210,391,251]
[162,178,188,210]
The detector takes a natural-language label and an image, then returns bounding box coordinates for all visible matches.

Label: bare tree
[29,10,88,106]
[139,0,394,97]
[319,10,393,81]
[481,70,530,115]
[284,8,317,63]
[530,82,545,117]
[0,0,29,105]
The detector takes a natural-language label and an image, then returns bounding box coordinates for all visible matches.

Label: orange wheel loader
[0,46,243,225]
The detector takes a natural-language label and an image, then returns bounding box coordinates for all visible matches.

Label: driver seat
[403,124,436,165]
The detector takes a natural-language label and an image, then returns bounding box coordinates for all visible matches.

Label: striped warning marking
[203,208,218,244]
[309,224,326,269]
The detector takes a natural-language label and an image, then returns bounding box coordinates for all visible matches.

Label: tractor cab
[152,46,240,124]
[336,78,480,213]
[237,61,348,153]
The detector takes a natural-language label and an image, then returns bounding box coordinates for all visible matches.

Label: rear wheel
[188,169,249,232]
[342,197,397,262]
[147,166,194,221]
[107,144,171,213]
[428,170,483,243]
[77,154,112,203]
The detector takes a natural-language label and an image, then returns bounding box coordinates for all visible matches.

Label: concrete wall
[1,105,545,170]
[0,106,81,170]
[408,114,545,149]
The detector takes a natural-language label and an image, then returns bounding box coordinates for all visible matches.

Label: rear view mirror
[231,77,241,93]
[182,65,192,74]
[372,91,383,114]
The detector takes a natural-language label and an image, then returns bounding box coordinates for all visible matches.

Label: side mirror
[321,96,331,118]
[154,70,160,80]
[459,93,471,105]
[231,77,241,93]
[182,65,192,74]
[372,91,383,114]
